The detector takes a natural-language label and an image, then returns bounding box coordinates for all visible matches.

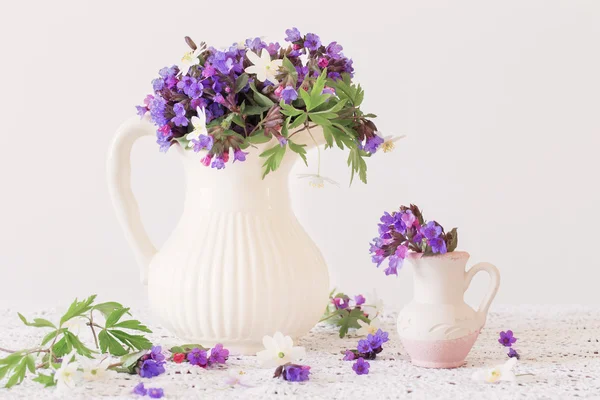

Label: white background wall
[1,0,599,312]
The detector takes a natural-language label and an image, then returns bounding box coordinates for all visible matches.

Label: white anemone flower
[244,49,283,84]
[179,44,206,76]
[54,352,80,392]
[356,318,381,336]
[224,369,251,387]
[185,107,208,147]
[472,358,518,383]
[362,290,384,318]
[62,317,88,335]
[297,174,339,189]
[256,332,305,368]
[380,134,406,153]
[79,357,115,381]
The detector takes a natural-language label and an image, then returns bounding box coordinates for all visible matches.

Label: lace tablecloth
[1,305,599,399]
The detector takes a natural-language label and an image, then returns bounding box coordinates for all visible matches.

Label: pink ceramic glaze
[397,252,500,368]
[401,329,480,368]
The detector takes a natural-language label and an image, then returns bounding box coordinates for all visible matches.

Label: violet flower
[187,348,208,367]
[499,330,517,347]
[507,348,520,359]
[273,363,310,382]
[209,343,230,364]
[343,350,355,361]
[150,346,165,363]
[133,382,147,396]
[304,33,321,51]
[281,86,298,104]
[233,149,249,163]
[352,358,370,375]
[139,359,165,378]
[285,27,301,42]
[354,295,366,306]
[148,388,164,398]
[364,135,384,153]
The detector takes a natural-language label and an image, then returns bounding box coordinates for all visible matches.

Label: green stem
[0,347,15,353]
[87,312,100,350]
[318,313,341,323]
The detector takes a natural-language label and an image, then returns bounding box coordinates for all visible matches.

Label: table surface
[0,305,599,399]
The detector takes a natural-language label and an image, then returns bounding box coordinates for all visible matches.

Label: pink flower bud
[318,57,329,68]
[201,155,212,166]
[274,85,284,98]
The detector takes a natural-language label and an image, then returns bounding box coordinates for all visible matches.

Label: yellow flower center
[278,352,285,358]
[486,369,502,383]
[382,141,395,153]
[182,52,194,63]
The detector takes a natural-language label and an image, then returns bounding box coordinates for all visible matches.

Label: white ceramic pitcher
[397,251,500,368]
[107,116,330,354]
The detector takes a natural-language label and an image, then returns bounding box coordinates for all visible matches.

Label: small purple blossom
[326,41,343,59]
[366,333,383,350]
[171,103,188,127]
[285,27,301,42]
[278,136,288,147]
[374,329,389,344]
[322,86,335,95]
[283,364,310,382]
[187,348,208,367]
[354,295,366,306]
[352,358,370,375]
[202,64,216,77]
[159,65,178,79]
[499,330,517,347]
[332,297,349,310]
[343,350,355,361]
[133,382,147,396]
[281,85,298,104]
[136,105,148,117]
[209,344,229,364]
[245,37,266,52]
[364,135,384,153]
[192,134,213,152]
[328,71,342,81]
[304,33,321,51]
[152,78,164,91]
[150,346,165,363]
[507,348,520,359]
[148,388,164,399]
[421,221,442,240]
[211,157,226,170]
[139,359,165,378]
[233,149,249,163]
[357,339,371,354]
[429,237,447,254]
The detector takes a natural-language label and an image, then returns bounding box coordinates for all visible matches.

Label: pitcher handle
[107,116,158,285]
[464,262,501,327]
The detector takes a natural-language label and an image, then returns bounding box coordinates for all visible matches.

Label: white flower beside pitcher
[369,204,500,368]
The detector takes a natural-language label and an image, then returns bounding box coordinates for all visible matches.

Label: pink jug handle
[107,116,158,285]
[464,262,501,327]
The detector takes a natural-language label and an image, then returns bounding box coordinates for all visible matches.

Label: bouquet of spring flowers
[136,28,398,183]
[369,205,459,276]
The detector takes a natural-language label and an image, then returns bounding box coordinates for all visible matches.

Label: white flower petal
[262,335,277,351]
[246,49,261,65]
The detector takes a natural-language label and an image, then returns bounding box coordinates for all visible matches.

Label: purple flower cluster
[136,28,356,169]
[137,346,166,378]
[273,363,311,382]
[369,204,459,276]
[185,344,229,368]
[331,293,366,310]
[133,383,164,398]
[499,330,520,359]
[344,329,389,375]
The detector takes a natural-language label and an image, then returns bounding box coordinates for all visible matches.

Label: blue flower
[133,382,147,396]
[285,27,301,42]
[139,359,165,378]
[187,348,208,366]
[148,388,164,399]
[304,33,321,51]
[357,339,371,354]
[211,157,226,170]
[429,237,447,254]
[352,358,370,375]
[364,135,384,153]
[284,364,311,382]
[281,86,298,104]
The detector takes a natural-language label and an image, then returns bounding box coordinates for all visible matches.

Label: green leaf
[60,295,97,326]
[322,125,334,148]
[5,358,28,388]
[17,313,56,329]
[282,57,298,86]
[112,320,152,333]
[64,331,94,358]
[92,302,125,318]
[52,336,72,357]
[109,330,152,352]
[288,140,308,166]
[336,308,369,338]
[0,352,25,366]
[308,113,333,126]
[289,113,308,130]
[25,355,35,374]
[241,104,270,116]
[279,101,304,117]
[309,69,328,110]
[120,350,148,374]
[260,144,287,179]
[169,344,208,354]
[249,81,275,107]
[41,329,61,346]
[98,330,127,356]
[0,365,10,380]
[299,89,311,109]
[105,307,129,328]
[311,98,347,115]
[32,373,56,387]
[234,73,249,93]
[446,227,459,252]
[247,130,272,144]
